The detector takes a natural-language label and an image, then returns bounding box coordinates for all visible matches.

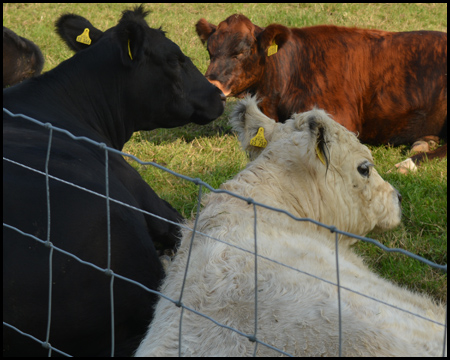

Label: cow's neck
[256,45,301,122]
[220,162,319,222]
[5,58,134,151]
[218,157,361,243]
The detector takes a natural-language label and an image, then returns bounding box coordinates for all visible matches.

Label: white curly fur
[135,96,446,357]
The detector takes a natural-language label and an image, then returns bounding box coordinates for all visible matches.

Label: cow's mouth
[206,79,231,97]
[206,78,251,101]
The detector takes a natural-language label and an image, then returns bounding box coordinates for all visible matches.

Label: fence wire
[3,108,448,357]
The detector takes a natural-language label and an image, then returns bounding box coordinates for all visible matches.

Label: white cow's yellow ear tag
[249,127,268,148]
[267,40,278,57]
[315,143,326,165]
[128,39,133,60]
[76,28,92,45]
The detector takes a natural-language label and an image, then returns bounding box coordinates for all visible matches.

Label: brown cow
[196,14,447,164]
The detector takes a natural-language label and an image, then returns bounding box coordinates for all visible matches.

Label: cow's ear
[293,109,332,168]
[230,96,277,159]
[115,21,146,66]
[257,24,290,57]
[195,18,217,45]
[55,14,104,52]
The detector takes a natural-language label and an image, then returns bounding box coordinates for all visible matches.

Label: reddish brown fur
[196,15,447,162]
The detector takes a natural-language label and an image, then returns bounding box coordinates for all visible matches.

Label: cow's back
[360,30,447,145]
[275,27,447,144]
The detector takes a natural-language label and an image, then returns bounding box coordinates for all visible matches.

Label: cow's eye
[357,161,373,177]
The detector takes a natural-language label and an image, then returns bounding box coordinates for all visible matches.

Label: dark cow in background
[3,26,44,88]
[3,5,223,357]
[196,14,447,165]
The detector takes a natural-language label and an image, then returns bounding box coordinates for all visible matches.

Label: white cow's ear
[313,124,329,168]
[230,96,277,159]
[293,109,331,168]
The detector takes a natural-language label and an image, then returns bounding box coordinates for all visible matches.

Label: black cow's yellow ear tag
[76,28,92,45]
[249,127,268,148]
[315,143,326,165]
[128,39,133,60]
[267,40,278,57]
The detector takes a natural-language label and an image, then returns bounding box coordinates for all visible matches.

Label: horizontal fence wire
[3,108,448,357]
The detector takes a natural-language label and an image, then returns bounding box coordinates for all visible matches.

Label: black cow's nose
[214,86,226,106]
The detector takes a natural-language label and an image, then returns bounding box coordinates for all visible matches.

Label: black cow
[3,26,45,88]
[3,5,224,357]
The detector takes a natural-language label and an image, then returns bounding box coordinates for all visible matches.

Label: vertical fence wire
[44,124,53,356]
[103,145,115,357]
[443,305,448,357]
[178,181,204,356]
[334,228,343,357]
[252,202,259,356]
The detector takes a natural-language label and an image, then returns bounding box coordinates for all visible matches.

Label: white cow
[135,97,446,357]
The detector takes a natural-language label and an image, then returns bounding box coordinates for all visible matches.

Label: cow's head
[55,5,225,135]
[196,14,289,98]
[231,96,402,239]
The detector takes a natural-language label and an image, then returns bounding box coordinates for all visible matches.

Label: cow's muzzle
[207,79,231,97]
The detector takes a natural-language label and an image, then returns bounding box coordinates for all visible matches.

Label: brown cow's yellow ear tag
[128,39,133,60]
[76,28,92,45]
[249,127,268,148]
[315,143,326,165]
[267,40,278,57]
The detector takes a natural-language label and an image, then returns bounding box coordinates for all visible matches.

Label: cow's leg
[411,135,440,153]
[392,139,446,174]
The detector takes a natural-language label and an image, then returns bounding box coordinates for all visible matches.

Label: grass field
[3,3,447,302]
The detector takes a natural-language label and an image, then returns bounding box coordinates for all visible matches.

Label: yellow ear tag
[315,143,326,165]
[128,39,133,60]
[76,28,92,45]
[249,127,268,148]
[267,40,278,57]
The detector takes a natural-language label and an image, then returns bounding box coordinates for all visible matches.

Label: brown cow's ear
[195,18,217,45]
[257,24,290,55]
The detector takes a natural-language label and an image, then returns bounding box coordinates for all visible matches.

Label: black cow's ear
[195,18,217,45]
[257,24,290,56]
[115,22,146,66]
[55,14,103,52]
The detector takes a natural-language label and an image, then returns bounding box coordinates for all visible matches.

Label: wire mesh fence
[3,108,448,357]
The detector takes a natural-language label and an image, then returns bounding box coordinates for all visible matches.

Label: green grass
[361,149,447,299]
[3,3,447,302]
